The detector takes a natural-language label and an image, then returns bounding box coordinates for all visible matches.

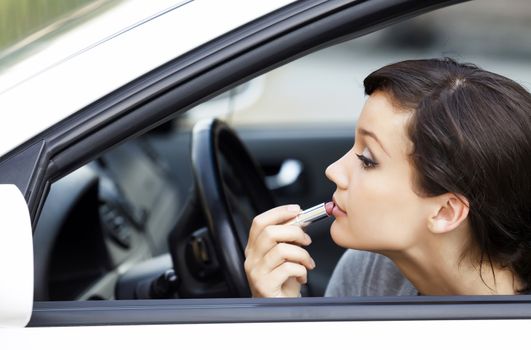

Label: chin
[329,220,383,251]
[329,221,347,247]
[330,220,362,249]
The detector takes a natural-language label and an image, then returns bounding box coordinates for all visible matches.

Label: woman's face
[325,91,434,253]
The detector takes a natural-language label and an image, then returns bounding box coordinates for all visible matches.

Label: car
[1,0,531,347]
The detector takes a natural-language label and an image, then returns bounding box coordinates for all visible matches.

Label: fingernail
[305,233,312,244]
[287,204,300,212]
[310,258,316,269]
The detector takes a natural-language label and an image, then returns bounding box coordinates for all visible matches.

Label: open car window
[19,0,531,332]
[35,0,531,303]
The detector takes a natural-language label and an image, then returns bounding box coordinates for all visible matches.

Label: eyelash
[355,153,378,169]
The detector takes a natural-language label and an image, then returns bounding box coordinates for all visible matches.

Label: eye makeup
[355,147,378,169]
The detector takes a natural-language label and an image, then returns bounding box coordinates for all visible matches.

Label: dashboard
[33,140,181,301]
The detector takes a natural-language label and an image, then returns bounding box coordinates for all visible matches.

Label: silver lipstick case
[286,202,329,226]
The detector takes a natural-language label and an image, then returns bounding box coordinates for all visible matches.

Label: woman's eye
[355,148,378,169]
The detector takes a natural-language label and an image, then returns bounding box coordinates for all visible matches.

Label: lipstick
[286,201,334,226]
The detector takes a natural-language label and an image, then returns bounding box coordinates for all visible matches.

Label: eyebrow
[357,127,390,157]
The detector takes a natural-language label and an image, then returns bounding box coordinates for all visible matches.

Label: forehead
[357,91,413,156]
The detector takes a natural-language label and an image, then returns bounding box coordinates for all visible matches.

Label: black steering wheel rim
[191,118,275,297]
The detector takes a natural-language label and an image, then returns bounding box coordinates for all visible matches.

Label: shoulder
[324,249,418,297]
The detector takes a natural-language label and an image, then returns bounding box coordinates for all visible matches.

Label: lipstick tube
[286,202,331,226]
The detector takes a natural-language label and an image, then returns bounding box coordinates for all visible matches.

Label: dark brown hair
[364,58,531,293]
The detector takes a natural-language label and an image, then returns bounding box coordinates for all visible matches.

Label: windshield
[0,0,122,71]
[0,0,187,91]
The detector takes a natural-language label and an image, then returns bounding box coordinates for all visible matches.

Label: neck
[383,228,520,295]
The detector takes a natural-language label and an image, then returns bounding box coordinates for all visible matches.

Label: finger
[248,204,301,246]
[269,261,308,286]
[262,243,316,271]
[253,224,311,258]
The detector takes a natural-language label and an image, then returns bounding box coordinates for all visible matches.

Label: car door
[2,0,531,347]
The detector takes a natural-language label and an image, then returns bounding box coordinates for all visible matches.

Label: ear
[428,193,470,234]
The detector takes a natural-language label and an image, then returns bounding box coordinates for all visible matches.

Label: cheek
[331,168,426,251]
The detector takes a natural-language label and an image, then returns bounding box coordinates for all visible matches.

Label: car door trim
[29,295,531,327]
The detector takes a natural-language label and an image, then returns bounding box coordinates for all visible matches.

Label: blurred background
[189,0,531,127]
[1,0,530,126]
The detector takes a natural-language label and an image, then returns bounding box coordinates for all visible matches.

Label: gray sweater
[324,249,418,297]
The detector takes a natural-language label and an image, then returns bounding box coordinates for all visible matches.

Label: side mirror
[0,185,33,328]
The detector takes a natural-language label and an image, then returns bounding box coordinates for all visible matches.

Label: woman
[244,58,531,297]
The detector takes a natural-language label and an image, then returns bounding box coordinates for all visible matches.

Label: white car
[1,0,531,348]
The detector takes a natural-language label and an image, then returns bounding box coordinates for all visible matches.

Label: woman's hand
[244,204,316,297]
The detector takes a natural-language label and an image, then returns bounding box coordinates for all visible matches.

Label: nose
[325,153,348,190]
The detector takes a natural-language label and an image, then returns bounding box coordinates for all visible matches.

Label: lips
[331,197,347,217]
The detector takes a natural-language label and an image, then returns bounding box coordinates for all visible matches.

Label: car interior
[31,0,530,302]
[33,107,350,301]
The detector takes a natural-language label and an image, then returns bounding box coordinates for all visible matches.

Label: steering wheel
[191,118,276,297]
